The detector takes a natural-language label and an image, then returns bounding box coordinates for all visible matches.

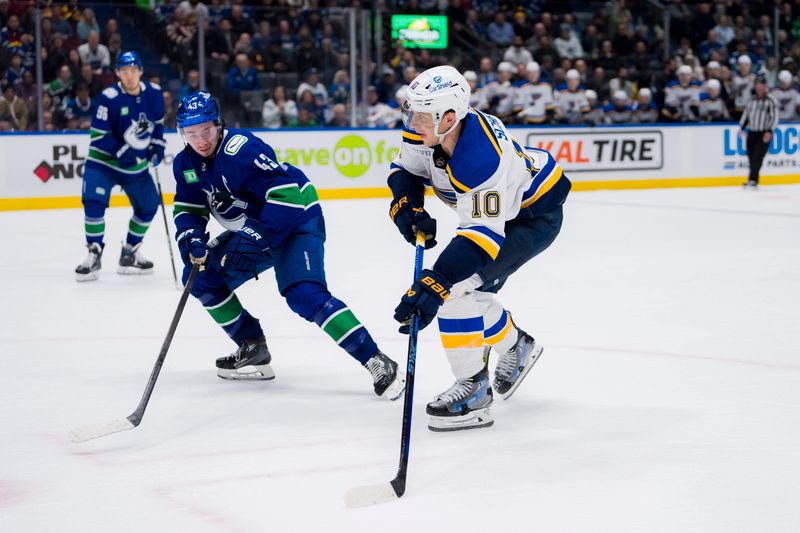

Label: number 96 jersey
[388,109,570,284]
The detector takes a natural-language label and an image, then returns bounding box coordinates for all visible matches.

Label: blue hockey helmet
[116,51,143,71]
[177,91,221,129]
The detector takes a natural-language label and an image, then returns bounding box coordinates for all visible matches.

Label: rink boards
[1,122,799,210]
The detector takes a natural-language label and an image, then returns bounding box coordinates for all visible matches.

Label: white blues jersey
[513,81,554,123]
[771,86,800,121]
[698,94,730,121]
[664,80,701,120]
[732,72,755,111]
[485,80,516,117]
[389,110,569,282]
[553,84,589,122]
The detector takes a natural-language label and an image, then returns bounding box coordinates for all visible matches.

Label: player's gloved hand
[177,228,208,266]
[115,145,138,168]
[389,195,437,249]
[147,143,166,166]
[394,269,450,333]
[220,223,269,278]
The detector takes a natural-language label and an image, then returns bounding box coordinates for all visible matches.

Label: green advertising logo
[333,135,372,177]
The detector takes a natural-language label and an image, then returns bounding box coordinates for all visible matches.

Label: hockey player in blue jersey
[171,91,405,399]
[75,51,167,281]
[389,66,571,431]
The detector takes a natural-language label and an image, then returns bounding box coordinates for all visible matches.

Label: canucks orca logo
[123,112,155,151]
[204,176,249,231]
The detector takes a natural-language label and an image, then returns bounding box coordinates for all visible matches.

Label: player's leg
[427,292,494,431]
[117,173,160,274]
[476,205,564,398]
[190,232,276,380]
[76,167,115,281]
[274,216,405,400]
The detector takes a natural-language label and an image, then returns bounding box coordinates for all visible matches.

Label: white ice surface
[1,186,799,532]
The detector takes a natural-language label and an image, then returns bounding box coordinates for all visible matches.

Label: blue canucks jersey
[172,129,322,249]
[87,81,165,177]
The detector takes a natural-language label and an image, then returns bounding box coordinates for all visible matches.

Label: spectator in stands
[463,70,488,111]
[762,56,779,88]
[0,0,9,28]
[713,14,735,47]
[76,8,100,43]
[772,70,800,122]
[2,14,23,51]
[16,69,35,107]
[328,69,350,106]
[609,67,635,100]
[698,29,724,63]
[365,85,393,127]
[604,90,634,124]
[102,18,118,45]
[698,78,730,122]
[296,88,322,124]
[66,48,82,80]
[226,53,260,95]
[487,12,514,47]
[63,81,96,130]
[732,54,755,117]
[534,35,560,66]
[252,20,271,54]
[261,85,297,129]
[297,67,328,110]
[703,61,729,101]
[78,63,103,99]
[587,66,609,104]
[179,69,202,100]
[275,19,298,60]
[581,24,602,58]
[504,35,533,67]
[166,6,197,74]
[162,90,176,128]
[583,89,605,126]
[595,39,619,73]
[663,65,701,122]
[477,56,496,87]
[326,103,348,127]
[554,69,589,124]
[229,3,255,40]
[0,82,28,131]
[632,88,658,123]
[206,18,234,66]
[287,105,318,128]
[78,31,110,74]
[555,24,584,60]
[107,33,123,68]
[462,9,486,42]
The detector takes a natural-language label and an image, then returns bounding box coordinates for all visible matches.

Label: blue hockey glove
[389,195,437,249]
[220,223,270,278]
[147,143,166,166]
[394,269,450,333]
[177,228,208,266]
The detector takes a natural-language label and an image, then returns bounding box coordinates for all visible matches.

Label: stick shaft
[153,164,179,286]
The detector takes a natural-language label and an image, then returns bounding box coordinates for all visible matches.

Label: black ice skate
[365,351,405,400]
[216,336,275,380]
[492,327,543,400]
[426,367,494,432]
[75,243,103,282]
[117,242,154,275]
[743,180,759,190]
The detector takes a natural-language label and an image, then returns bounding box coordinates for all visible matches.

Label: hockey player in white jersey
[513,61,555,124]
[388,66,571,431]
[554,69,589,124]
[732,55,756,118]
[698,79,731,122]
[485,61,516,120]
[771,70,799,122]
[662,65,701,122]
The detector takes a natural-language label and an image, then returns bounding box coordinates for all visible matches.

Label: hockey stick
[344,232,426,508]
[69,264,200,443]
[152,163,180,289]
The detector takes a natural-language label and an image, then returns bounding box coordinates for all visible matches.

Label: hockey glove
[394,269,451,333]
[177,228,208,266]
[389,195,437,249]
[220,223,270,278]
[147,143,166,166]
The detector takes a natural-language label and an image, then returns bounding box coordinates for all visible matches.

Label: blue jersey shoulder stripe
[446,112,501,193]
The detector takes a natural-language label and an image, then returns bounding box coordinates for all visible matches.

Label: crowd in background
[1,0,799,131]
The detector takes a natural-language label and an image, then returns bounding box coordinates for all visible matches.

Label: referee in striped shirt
[739,76,779,188]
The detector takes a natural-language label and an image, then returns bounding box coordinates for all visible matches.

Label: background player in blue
[171,91,405,400]
[75,51,167,281]
[389,66,571,431]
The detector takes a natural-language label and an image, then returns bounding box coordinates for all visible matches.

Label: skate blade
[380,370,406,401]
[75,271,100,282]
[428,407,494,432]
[117,266,154,275]
[217,364,276,380]
[498,342,544,401]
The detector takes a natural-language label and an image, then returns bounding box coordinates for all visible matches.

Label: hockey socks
[313,298,378,365]
[126,215,153,247]
[84,216,105,246]
[203,292,264,344]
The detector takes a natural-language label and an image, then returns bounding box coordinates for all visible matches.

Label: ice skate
[117,242,154,275]
[216,336,275,380]
[75,243,103,282]
[742,180,759,190]
[427,367,493,432]
[493,327,543,400]
[365,351,405,400]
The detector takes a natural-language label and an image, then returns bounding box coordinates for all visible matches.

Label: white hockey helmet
[707,78,721,92]
[778,70,792,85]
[585,89,597,101]
[403,65,471,143]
